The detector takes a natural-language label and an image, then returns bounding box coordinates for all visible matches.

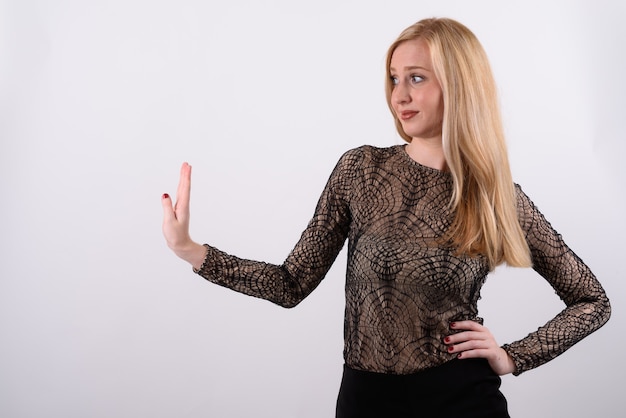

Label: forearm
[194,244,323,308]
[503,293,611,375]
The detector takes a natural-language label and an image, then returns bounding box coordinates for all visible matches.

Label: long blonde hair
[385,18,531,270]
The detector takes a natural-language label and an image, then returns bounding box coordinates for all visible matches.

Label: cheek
[389,106,398,119]
[389,90,399,110]
[430,92,444,119]
[436,98,444,119]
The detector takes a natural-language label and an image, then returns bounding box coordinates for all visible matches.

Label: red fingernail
[457,353,463,359]
[450,322,456,328]
[444,337,451,343]
[447,346,454,352]
[162,193,169,199]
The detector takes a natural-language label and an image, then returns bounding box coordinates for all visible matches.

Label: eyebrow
[389,65,430,72]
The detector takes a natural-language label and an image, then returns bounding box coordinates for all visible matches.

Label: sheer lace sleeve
[193,148,362,308]
[502,185,611,375]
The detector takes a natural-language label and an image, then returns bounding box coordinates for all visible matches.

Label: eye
[411,75,424,84]
[390,76,399,86]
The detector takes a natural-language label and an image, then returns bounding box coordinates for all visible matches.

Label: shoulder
[513,183,551,233]
[513,183,536,212]
[329,145,400,185]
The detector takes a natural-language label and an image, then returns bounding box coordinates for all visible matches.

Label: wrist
[172,241,207,270]
[498,347,517,375]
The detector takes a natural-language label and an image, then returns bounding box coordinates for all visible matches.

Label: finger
[450,320,483,332]
[445,330,487,344]
[451,331,491,343]
[456,348,491,359]
[161,193,176,221]
[175,162,192,215]
[447,339,494,357]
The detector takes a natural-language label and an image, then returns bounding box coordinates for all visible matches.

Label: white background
[1,0,624,417]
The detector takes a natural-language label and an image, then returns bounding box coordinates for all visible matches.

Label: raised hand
[161,162,207,270]
[443,320,516,375]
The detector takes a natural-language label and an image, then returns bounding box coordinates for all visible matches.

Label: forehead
[390,38,432,70]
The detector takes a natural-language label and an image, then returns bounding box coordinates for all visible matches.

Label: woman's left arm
[500,185,611,375]
[444,185,611,375]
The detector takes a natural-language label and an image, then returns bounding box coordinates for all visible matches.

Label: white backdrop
[1,0,624,417]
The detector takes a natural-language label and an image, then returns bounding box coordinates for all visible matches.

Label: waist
[344,357,500,390]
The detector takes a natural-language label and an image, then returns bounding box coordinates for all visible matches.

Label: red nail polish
[448,346,454,352]
[444,337,451,343]
[162,193,170,199]
[450,322,456,328]
[457,353,462,359]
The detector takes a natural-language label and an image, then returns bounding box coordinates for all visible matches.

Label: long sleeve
[193,148,362,308]
[502,185,611,375]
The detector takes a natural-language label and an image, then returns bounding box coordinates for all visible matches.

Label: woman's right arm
[161,149,362,308]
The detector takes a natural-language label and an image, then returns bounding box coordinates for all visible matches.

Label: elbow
[273,273,311,309]
[585,292,611,330]
[271,289,306,309]
[277,299,302,309]
[272,290,305,309]
[600,294,611,326]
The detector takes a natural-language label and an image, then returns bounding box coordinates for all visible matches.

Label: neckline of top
[395,145,451,177]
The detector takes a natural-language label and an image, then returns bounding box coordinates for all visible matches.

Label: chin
[402,127,442,141]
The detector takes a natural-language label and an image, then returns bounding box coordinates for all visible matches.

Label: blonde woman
[162,18,610,417]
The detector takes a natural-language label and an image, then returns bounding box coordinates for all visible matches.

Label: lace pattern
[195,145,610,375]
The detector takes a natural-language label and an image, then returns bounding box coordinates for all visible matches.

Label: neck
[405,137,447,171]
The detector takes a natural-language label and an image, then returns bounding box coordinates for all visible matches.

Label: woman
[161,18,610,417]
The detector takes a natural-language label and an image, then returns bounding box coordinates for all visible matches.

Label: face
[389,39,444,142]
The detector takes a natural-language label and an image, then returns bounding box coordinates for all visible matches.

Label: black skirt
[336,358,510,418]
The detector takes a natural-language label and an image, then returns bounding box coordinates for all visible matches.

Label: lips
[399,110,418,120]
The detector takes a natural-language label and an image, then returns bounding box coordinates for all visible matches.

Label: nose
[392,80,411,105]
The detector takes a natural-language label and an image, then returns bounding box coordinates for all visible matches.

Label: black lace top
[194,145,610,375]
